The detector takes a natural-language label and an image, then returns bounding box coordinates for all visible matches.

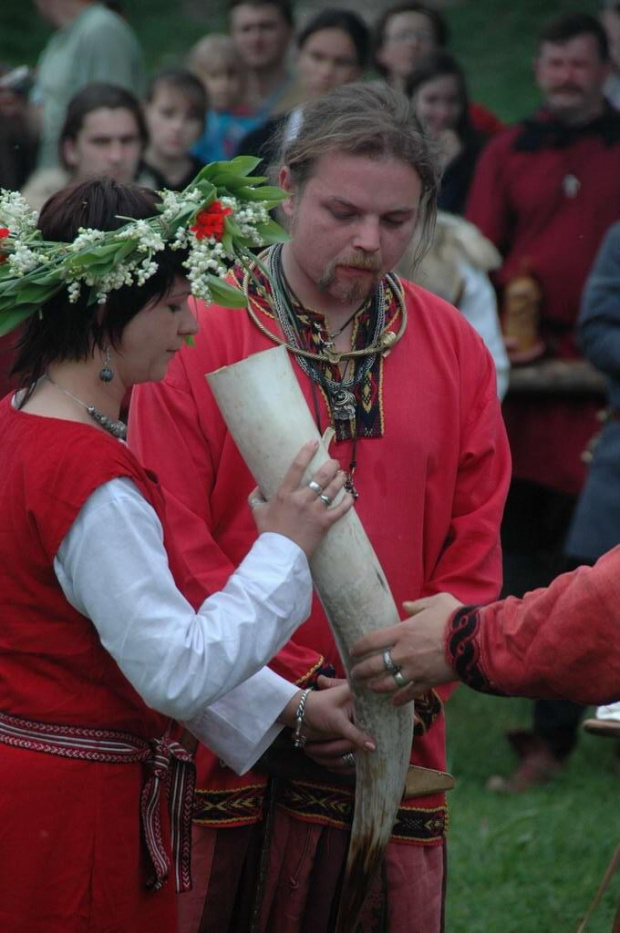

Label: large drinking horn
[207,345,413,932]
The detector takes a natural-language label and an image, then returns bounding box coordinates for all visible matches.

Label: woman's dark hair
[12,178,188,391]
[297,8,371,69]
[373,3,449,77]
[59,82,148,167]
[406,51,472,141]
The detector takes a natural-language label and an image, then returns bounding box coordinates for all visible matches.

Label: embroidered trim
[193,784,267,826]
[295,657,335,688]
[276,780,448,843]
[239,264,403,441]
[447,606,505,695]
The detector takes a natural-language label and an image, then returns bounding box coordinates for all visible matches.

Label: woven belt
[0,710,196,893]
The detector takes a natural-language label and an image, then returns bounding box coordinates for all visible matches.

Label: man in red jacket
[466,11,620,789]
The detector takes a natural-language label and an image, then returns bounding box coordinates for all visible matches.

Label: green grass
[2,0,600,120]
[445,689,619,932]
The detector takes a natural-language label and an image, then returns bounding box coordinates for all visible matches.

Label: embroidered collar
[513,104,620,152]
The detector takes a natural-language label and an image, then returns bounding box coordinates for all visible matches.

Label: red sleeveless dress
[0,396,189,933]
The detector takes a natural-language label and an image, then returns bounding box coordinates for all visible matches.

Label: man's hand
[349,594,462,706]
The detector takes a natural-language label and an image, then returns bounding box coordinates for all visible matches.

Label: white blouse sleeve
[54,477,307,772]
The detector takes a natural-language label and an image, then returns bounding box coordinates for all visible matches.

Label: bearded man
[130,83,511,933]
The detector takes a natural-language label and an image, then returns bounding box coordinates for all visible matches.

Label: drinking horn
[206,345,413,931]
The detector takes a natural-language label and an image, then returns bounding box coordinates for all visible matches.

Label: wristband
[292,687,314,748]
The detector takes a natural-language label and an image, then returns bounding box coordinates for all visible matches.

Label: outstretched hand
[250,440,353,558]
[349,593,462,706]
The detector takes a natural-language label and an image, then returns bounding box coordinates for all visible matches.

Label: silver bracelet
[292,687,314,748]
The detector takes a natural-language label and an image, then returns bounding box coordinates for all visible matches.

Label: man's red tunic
[467,111,620,494]
[130,277,511,867]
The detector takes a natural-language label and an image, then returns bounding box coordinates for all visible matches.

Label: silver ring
[249,497,264,509]
[319,493,332,508]
[342,753,356,767]
[392,669,408,688]
[382,649,399,674]
[308,479,323,496]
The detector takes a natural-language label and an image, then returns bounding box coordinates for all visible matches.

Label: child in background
[141,68,206,191]
[188,35,262,162]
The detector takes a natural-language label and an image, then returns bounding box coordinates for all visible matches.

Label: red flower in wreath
[190,201,232,241]
[0,227,9,263]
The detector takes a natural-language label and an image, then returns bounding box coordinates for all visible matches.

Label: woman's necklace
[46,375,127,440]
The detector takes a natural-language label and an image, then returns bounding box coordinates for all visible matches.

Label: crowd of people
[1,1,620,931]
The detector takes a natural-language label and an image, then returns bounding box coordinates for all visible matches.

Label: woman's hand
[249,440,353,558]
[349,593,463,706]
[278,675,375,773]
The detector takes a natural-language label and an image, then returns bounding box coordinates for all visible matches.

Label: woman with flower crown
[0,171,373,932]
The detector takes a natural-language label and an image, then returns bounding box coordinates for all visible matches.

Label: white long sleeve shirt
[53,477,307,773]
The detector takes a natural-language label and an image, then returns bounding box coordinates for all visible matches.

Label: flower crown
[0,157,289,338]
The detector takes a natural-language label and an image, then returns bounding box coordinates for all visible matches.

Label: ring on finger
[382,648,399,674]
[319,493,332,508]
[308,479,324,496]
[392,669,409,688]
[342,752,356,767]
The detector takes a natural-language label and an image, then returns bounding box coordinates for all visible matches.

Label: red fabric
[469,101,504,136]
[258,810,444,933]
[130,277,511,830]
[0,397,183,932]
[449,547,620,704]
[466,119,620,494]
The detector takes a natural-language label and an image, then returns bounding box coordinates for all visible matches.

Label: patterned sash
[0,710,196,893]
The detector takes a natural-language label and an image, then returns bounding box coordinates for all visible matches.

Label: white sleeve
[54,477,307,770]
[458,260,510,400]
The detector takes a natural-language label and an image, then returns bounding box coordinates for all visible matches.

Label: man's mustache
[337,254,382,272]
[550,84,584,94]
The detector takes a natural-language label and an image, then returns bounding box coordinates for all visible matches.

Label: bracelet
[292,687,314,748]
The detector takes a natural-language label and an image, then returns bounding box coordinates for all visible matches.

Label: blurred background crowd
[1,1,620,920]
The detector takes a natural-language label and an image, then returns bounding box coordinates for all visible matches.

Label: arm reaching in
[351,549,620,707]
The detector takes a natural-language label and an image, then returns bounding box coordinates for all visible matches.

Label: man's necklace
[242,246,407,364]
[268,243,385,425]
[242,245,408,498]
[46,375,127,440]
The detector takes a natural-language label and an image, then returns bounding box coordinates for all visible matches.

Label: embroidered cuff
[445,605,505,696]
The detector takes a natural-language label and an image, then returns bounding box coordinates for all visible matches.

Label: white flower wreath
[0,157,289,338]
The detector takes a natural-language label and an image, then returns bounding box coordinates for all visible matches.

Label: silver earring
[99,346,114,383]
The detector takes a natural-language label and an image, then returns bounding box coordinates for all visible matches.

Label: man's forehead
[305,151,420,190]
[539,34,602,59]
[81,108,140,136]
[231,3,287,27]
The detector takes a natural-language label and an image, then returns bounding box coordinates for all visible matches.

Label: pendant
[329,387,357,421]
[562,174,581,198]
[345,475,360,499]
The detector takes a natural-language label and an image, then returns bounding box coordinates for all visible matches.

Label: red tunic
[445,547,620,704]
[466,111,620,494]
[0,397,184,933]
[130,276,511,844]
